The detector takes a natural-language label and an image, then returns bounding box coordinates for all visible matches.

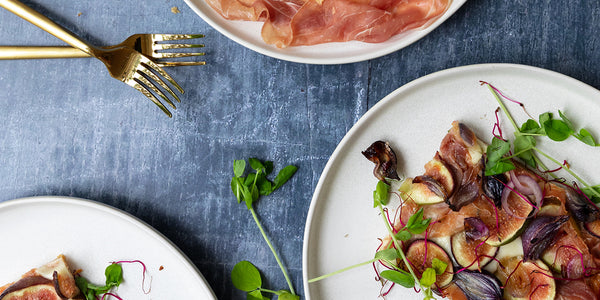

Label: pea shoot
[230,158,298,300]
[75,263,123,300]
[310,180,446,300]
[481,81,600,202]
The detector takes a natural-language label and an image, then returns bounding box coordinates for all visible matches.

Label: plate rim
[183,0,467,64]
[301,62,600,298]
[0,196,217,300]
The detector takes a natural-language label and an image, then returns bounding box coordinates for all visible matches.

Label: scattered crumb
[171,6,180,14]
[344,234,349,238]
[73,269,83,276]
[159,265,164,271]
[77,12,82,17]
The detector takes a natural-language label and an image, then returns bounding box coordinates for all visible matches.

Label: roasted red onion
[500,173,542,219]
[454,269,502,300]
[464,217,489,242]
[565,188,600,223]
[362,141,400,182]
[521,215,569,261]
[482,174,507,207]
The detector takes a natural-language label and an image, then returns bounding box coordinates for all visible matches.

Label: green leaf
[231,261,262,292]
[539,112,552,133]
[407,218,431,235]
[272,165,298,191]
[485,159,516,176]
[431,258,448,275]
[486,137,511,163]
[395,230,412,241]
[75,277,94,300]
[249,158,265,171]
[558,110,575,131]
[380,270,415,288]
[234,160,246,177]
[576,128,599,146]
[420,268,437,287]
[406,208,424,229]
[104,263,123,287]
[514,135,536,168]
[375,248,400,262]
[277,290,300,300]
[231,177,246,203]
[520,119,542,134]
[543,119,573,141]
[247,290,267,300]
[373,180,390,206]
[264,161,274,175]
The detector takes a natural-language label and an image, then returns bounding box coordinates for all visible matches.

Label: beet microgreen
[75,263,123,300]
[481,82,600,201]
[230,158,298,299]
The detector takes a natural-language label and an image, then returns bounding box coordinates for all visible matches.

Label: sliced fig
[400,178,445,205]
[405,239,453,287]
[541,219,589,274]
[495,256,555,300]
[451,231,498,271]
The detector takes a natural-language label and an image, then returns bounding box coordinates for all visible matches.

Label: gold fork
[0,34,206,67]
[0,0,183,117]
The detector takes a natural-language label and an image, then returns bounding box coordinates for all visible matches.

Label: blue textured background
[0,0,599,299]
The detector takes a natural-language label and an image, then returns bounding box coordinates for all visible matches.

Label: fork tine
[130,81,172,117]
[139,56,184,94]
[155,52,206,59]
[154,34,205,41]
[158,61,207,67]
[135,71,176,109]
[137,64,181,104]
[156,43,205,50]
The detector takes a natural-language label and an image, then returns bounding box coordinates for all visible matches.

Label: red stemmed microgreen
[230,158,298,299]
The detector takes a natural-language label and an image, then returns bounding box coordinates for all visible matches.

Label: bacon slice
[206,0,450,47]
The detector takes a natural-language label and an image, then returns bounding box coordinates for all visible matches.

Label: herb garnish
[230,158,299,300]
[76,263,123,300]
[310,180,446,300]
[481,81,600,202]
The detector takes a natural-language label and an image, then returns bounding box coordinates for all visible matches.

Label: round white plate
[183,0,466,64]
[302,64,600,299]
[0,196,216,300]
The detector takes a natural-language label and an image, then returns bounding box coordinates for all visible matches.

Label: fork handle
[0,46,90,59]
[0,0,95,55]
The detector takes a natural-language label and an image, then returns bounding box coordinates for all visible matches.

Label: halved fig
[405,239,453,287]
[451,231,498,271]
[486,188,532,247]
[541,218,589,275]
[399,178,445,205]
[495,256,555,300]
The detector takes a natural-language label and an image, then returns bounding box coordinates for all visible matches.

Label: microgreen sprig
[310,180,445,300]
[76,263,124,300]
[230,158,298,299]
[481,82,600,202]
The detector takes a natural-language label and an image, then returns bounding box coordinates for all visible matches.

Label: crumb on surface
[77,12,82,17]
[159,265,164,271]
[171,6,180,14]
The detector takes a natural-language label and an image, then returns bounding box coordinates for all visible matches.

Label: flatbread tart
[0,255,80,300]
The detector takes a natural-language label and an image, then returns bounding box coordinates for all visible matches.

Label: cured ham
[205,0,451,47]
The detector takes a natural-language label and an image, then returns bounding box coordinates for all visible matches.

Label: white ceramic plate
[0,196,216,300]
[183,0,466,64]
[302,64,600,299]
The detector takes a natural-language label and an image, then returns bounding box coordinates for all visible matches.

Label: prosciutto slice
[205,0,451,48]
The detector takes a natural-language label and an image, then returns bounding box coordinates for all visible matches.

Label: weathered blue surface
[0,0,599,299]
